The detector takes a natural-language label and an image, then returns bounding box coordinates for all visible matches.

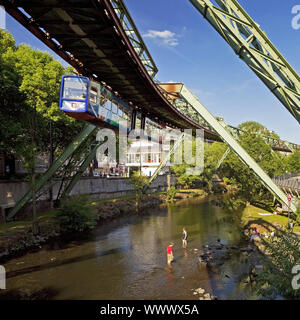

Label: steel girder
[217,118,298,152]
[110,0,158,78]
[7,124,97,221]
[189,0,300,125]
[148,133,185,186]
[159,84,299,153]
[166,83,297,212]
[216,147,231,170]
[60,140,106,199]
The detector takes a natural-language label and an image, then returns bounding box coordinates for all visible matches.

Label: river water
[2,196,259,300]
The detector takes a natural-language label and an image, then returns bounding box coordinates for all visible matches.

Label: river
[1,196,259,300]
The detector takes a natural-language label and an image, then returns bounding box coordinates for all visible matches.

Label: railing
[273,177,300,193]
[273,172,300,181]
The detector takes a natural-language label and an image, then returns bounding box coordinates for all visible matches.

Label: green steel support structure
[148,133,185,186]
[7,124,97,221]
[177,84,297,212]
[189,0,300,125]
[60,140,106,200]
[110,0,158,78]
[160,85,299,153]
[216,147,230,171]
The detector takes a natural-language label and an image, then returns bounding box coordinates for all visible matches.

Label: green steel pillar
[189,0,300,125]
[148,133,184,186]
[60,139,106,199]
[178,84,297,212]
[7,124,97,221]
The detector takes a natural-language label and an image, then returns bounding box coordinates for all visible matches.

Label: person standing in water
[167,242,174,265]
[182,227,188,248]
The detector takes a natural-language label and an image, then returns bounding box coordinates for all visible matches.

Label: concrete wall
[0,174,176,206]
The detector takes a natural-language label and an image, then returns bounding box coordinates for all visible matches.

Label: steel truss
[161,83,297,212]
[190,0,300,125]
[148,133,185,186]
[7,124,98,221]
[110,0,158,78]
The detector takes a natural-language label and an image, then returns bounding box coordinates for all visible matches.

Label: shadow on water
[5,247,131,279]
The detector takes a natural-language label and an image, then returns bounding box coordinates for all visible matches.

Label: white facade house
[126,138,170,177]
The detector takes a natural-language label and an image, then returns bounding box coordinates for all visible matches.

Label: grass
[242,204,300,233]
[0,210,56,235]
[90,191,167,206]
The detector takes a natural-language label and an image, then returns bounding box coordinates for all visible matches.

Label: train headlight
[62,100,86,111]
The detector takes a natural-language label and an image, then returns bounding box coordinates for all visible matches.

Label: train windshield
[63,77,89,100]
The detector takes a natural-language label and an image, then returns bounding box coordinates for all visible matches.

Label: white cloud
[143,29,179,47]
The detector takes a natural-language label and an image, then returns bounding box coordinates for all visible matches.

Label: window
[89,86,98,104]
[111,102,117,114]
[99,108,108,119]
[118,107,123,117]
[103,99,112,110]
[63,77,88,100]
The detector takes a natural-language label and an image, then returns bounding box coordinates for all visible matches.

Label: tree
[0,29,85,231]
[171,137,205,189]
[0,29,84,161]
[129,171,149,212]
[256,231,300,299]
[238,121,280,139]
[285,150,300,173]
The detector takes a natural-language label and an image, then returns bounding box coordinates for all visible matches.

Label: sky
[2,0,300,143]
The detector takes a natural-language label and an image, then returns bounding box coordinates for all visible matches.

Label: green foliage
[129,171,149,208]
[0,29,84,165]
[171,164,203,189]
[238,121,280,139]
[166,186,178,202]
[295,206,300,226]
[171,138,205,189]
[255,232,300,299]
[56,195,98,233]
[218,197,246,212]
[217,123,287,204]
[285,151,300,173]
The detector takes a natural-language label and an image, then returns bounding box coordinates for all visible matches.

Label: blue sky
[3,0,300,143]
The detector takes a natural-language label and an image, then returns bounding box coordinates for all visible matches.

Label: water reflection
[2,196,258,300]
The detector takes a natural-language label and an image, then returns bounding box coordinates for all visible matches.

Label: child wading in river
[182,227,188,248]
[167,242,174,265]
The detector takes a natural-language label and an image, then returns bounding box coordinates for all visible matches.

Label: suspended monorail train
[59,75,161,133]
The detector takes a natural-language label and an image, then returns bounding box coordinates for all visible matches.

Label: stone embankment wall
[0,174,176,206]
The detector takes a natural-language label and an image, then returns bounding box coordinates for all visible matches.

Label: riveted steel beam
[7,124,97,221]
[110,0,158,78]
[163,83,297,212]
[189,0,300,125]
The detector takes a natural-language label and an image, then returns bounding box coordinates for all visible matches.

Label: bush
[255,231,300,299]
[56,195,98,233]
[129,171,149,211]
[166,186,178,202]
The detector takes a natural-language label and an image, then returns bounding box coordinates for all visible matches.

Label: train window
[118,107,124,117]
[112,102,118,114]
[111,114,118,123]
[99,108,108,119]
[103,98,112,110]
[89,86,98,104]
[63,77,88,100]
[100,93,107,106]
[136,112,141,129]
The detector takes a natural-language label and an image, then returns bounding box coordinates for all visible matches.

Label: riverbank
[240,203,300,277]
[241,204,300,240]
[0,189,208,263]
[0,194,259,300]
